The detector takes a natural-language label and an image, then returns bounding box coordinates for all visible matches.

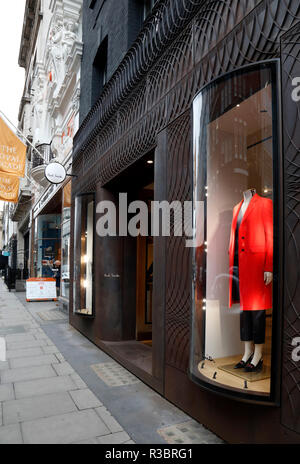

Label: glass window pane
[33,214,61,278]
[61,182,71,299]
[191,63,278,398]
[73,194,94,315]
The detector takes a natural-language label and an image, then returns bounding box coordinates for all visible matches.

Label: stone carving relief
[48,20,64,85]
[63,19,78,61]
[47,16,80,88]
[32,75,46,142]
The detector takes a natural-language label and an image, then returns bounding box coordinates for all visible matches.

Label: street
[0,279,222,445]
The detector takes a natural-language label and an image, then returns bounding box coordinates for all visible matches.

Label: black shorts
[240,310,266,344]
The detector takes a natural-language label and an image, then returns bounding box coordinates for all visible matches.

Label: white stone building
[4,0,82,301]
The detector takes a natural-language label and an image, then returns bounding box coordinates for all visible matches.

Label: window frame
[189,59,283,406]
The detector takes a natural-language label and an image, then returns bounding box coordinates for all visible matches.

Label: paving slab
[1,364,57,384]
[6,347,44,359]
[42,345,60,354]
[70,373,87,389]
[9,354,58,369]
[69,389,103,410]
[97,431,131,444]
[72,437,100,444]
[6,339,47,350]
[95,406,124,433]
[5,334,36,343]
[0,384,15,402]
[3,392,77,425]
[21,409,110,444]
[157,420,223,444]
[0,361,9,371]
[14,375,77,399]
[52,361,74,376]
[0,326,26,336]
[0,424,23,444]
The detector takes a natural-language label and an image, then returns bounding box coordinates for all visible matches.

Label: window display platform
[198,355,271,394]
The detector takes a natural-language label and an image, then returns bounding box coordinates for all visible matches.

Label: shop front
[70,0,300,443]
[31,179,71,307]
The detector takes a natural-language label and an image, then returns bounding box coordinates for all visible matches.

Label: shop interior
[192,68,275,396]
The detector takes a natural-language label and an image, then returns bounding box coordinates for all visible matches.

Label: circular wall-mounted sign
[44,162,66,184]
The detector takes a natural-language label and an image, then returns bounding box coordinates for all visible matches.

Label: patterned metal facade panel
[72,0,300,435]
[280,23,300,435]
[165,112,192,371]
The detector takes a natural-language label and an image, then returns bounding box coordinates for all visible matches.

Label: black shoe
[234,353,253,369]
[244,359,263,373]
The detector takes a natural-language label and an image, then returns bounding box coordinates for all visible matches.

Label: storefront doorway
[100,153,155,377]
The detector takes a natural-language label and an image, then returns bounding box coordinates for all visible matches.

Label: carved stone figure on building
[62,19,77,62]
[33,76,46,141]
[49,21,64,83]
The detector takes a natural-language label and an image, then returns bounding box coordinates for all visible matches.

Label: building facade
[70,0,300,443]
[5,0,82,303]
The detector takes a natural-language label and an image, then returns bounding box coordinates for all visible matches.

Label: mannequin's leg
[251,344,264,367]
[242,341,254,363]
[240,311,254,360]
[249,310,266,367]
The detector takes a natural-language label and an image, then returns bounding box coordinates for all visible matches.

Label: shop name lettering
[292,337,300,362]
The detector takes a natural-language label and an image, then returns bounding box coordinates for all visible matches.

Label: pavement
[0,279,223,444]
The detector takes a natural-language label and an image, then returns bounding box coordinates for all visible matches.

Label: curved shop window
[190,61,282,403]
[73,193,95,316]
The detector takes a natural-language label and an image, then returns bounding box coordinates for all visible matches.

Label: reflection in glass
[33,214,61,278]
[74,194,94,315]
[191,64,277,397]
[61,182,71,299]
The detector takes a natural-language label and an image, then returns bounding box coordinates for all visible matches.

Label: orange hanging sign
[0,116,26,177]
[0,172,19,203]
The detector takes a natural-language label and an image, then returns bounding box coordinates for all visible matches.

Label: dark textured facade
[79,0,147,122]
[70,0,300,443]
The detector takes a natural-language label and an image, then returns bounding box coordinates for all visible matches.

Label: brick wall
[80,0,145,123]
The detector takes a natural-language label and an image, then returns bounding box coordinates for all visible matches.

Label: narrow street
[0,280,222,445]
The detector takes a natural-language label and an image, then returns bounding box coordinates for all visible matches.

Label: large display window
[73,193,95,316]
[190,62,281,402]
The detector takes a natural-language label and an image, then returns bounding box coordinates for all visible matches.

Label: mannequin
[228,188,273,372]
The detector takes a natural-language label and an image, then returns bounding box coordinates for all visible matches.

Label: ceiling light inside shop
[147,160,154,164]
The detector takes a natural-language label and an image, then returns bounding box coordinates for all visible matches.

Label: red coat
[229,194,273,311]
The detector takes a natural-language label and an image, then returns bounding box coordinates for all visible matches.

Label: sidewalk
[0,279,222,444]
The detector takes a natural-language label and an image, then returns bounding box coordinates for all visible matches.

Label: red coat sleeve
[263,199,273,272]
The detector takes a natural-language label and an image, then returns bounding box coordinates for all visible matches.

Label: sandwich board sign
[26,278,57,302]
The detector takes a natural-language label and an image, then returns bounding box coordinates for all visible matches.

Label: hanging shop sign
[0,173,19,203]
[2,251,10,257]
[26,278,57,302]
[45,162,67,184]
[0,116,26,177]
